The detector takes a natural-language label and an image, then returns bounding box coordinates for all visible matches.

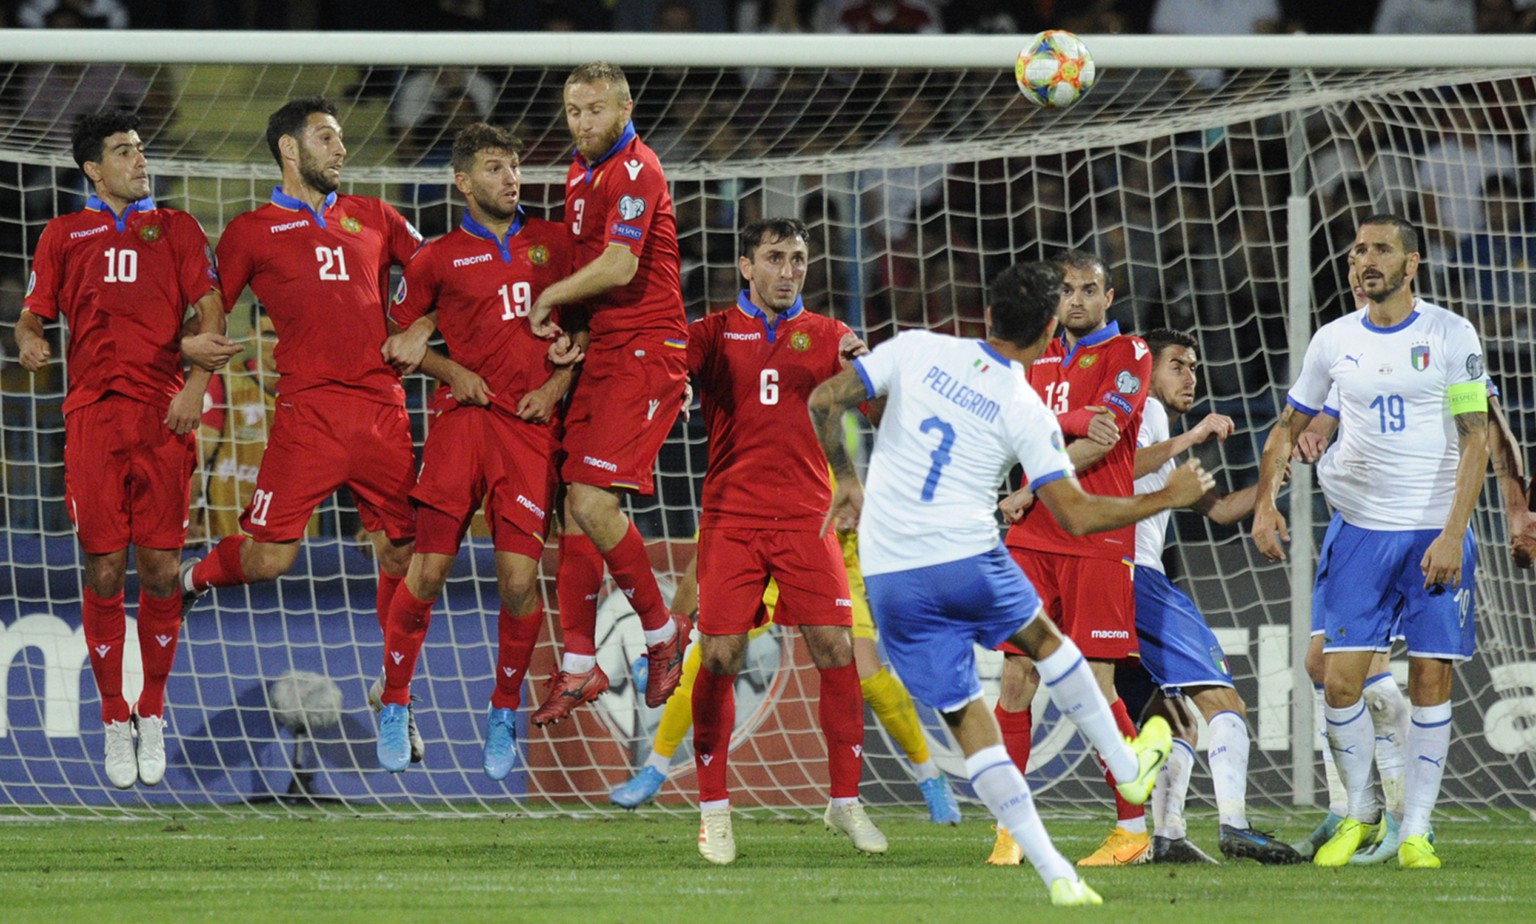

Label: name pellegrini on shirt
[922,365,999,423]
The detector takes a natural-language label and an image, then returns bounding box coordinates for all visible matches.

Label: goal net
[1,32,1534,819]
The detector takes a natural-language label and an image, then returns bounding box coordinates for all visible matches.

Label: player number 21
[918,416,955,502]
[315,246,350,281]
[249,489,274,526]
[500,281,531,319]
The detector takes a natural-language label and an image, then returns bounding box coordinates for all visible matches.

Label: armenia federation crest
[341,217,363,233]
[1078,354,1096,369]
[138,225,161,242]
[529,244,549,266]
[790,331,811,352]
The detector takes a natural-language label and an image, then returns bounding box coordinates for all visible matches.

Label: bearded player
[993,250,1154,867]
[180,97,427,759]
[524,61,689,727]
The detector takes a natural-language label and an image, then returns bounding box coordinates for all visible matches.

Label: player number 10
[500,281,532,319]
[102,247,138,283]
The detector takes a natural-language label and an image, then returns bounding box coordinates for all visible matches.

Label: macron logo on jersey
[723,331,761,341]
[921,365,1000,423]
[452,253,493,268]
[69,225,108,240]
[270,219,311,234]
[583,455,618,473]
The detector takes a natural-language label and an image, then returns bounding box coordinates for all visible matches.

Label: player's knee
[1322,674,1365,708]
[83,556,128,597]
[137,562,181,599]
[497,576,539,616]
[567,484,619,534]
[376,539,414,577]
[243,541,298,581]
[1304,640,1326,685]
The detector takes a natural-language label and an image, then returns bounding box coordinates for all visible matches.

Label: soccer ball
[1016,30,1096,109]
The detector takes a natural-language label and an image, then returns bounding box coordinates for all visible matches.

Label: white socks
[967,745,1075,885]
[1324,697,1381,822]
[1364,671,1410,818]
[1035,639,1137,783]
[562,652,597,674]
[1402,700,1452,839]
[1315,684,1348,816]
[1152,738,1195,840]
[1207,710,1250,830]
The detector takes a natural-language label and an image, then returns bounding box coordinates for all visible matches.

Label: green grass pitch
[1,808,1532,923]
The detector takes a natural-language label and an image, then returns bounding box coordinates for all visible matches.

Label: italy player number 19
[918,415,955,502]
[1369,393,1406,433]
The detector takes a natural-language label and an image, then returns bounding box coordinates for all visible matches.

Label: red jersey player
[990,249,1154,867]
[522,61,689,726]
[370,123,575,776]
[686,217,885,864]
[178,97,427,759]
[13,109,236,790]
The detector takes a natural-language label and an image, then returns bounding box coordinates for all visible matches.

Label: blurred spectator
[1152,0,1281,89]
[825,0,942,34]
[947,0,1136,35]
[389,68,498,235]
[1418,104,1518,249]
[1476,0,1536,31]
[1373,0,1476,32]
[613,0,728,31]
[737,0,814,88]
[1455,173,1536,314]
[17,0,127,28]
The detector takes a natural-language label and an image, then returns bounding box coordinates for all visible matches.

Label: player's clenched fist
[1250,503,1290,562]
[17,335,51,371]
[1160,458,1214,508]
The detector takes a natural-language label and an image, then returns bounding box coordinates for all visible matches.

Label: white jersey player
[1252,214,1490,871]
[808,261,1211,907]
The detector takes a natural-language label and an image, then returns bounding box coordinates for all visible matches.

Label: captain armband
[1447,381,1489,416]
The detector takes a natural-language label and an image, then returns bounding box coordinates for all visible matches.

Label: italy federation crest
[1410,344,1430,371]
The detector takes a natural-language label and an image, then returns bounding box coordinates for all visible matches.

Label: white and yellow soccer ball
[1015,30,1096,109]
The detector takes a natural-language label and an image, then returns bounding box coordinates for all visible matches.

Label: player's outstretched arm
[810,367,869,533]
[1036,458,1214,536]
[1421,407,1490,588]
[1292,412,1338,463]
[13,310,50,371]
[168,289,232,435]
[528,244,639,338]
[1133,412,1235,478]
[1251,405,1311,562]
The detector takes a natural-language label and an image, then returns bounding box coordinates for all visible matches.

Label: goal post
[1,31,1535,818]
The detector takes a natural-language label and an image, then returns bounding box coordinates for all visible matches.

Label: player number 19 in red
[500,281,532,319]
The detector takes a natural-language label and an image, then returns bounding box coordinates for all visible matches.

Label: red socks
[376,571,403,638]
[190,535,247,590]
[693,666,736,803]
[996,702,1034,774]
[819,663,865,800]
[381,586,433,706]
[1106,697,1145,823]
[557,534,603,658]
[82,588,128,723]
[602,524,668,632]
[134,591,182,718]
[491,606,544,710]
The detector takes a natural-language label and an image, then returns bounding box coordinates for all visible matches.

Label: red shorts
[411,406,558,559]
[1004,547,1137,660]
[64,394,196,554]
[240,394,416,543]
[697,526,852,636]
[560,333,687,495]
